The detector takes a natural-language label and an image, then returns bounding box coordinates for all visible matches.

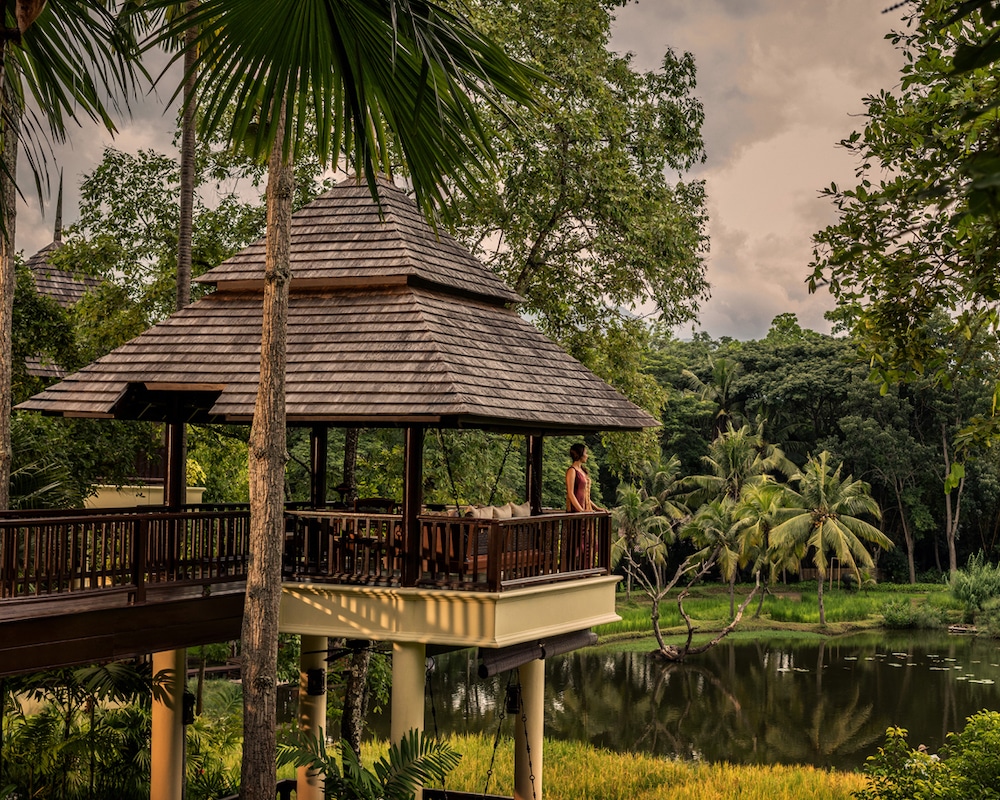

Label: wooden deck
[0,505,610,675]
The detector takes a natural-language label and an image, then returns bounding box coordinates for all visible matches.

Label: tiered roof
[19,177,657,434]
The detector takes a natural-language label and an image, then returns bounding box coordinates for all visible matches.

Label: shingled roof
[19,176,657,434]
[27,243,100,308]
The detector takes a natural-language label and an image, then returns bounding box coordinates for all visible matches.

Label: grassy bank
[364,735,867,800]
[597,581,962,644]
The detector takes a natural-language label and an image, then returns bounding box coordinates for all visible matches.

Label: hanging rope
[485,434,516,506]
[425,656,449,800]
[516,675,538,800]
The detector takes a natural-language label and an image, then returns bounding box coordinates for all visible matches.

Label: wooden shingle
[19,177,658,434]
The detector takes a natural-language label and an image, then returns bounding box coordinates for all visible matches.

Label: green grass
[363,735,867,800]
[598,582,958,639]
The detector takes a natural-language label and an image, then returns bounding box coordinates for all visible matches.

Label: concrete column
[151,648,186,800]
[391,641,426,800]
[391,641,426,744]
[298,635,329,800]
[515,659,544,800]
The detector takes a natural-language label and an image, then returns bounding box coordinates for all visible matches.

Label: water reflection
[376,632,1000,770]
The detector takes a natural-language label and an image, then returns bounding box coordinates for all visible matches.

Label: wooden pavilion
[8,176,658,800]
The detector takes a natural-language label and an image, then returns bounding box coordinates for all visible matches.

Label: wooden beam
[0,594,244,677]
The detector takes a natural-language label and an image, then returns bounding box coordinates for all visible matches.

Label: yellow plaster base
[279,576,620,649]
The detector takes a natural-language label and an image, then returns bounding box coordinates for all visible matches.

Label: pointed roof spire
[53,170,63,245]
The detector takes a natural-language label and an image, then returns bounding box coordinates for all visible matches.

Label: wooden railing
[419,511,610,591]
[285,509,610,592]
[0,509,250,602]
[283,511,403,585]
[1,507,611,604]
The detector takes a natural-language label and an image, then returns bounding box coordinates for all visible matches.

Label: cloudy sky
[16,1,907,341]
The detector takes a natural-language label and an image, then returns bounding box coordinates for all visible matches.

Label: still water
[376,632,1000,771]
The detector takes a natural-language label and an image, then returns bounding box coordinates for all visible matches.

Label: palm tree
[684,421,795,508]
[155,3,541,795]
[0,2,142,509]
[682,354,744,436]
[683,497,742,617]
[769,451,891,625]
[611,484,673,601]
[648,453,689,524]
[734,481,790,618]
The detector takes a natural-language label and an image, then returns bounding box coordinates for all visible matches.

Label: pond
[373,631,1000,771]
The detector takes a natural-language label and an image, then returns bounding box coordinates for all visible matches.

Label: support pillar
[391,641,426,745]
[515,659,544,800]
[298,635,328,800]
[310,426,329,509]
[401,427,425,586]
[525,435,543,515]
[151,648,186,800]
[164,423,186,507]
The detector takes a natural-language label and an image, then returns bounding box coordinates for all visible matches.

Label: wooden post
[165,423,186,508]
[310,425,329,509]
[401,427,424,586]
[525,435,543,515]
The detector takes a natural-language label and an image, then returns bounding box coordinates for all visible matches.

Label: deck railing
[1,507,611,603]
[286,509,611,592]
[0,509,250,602]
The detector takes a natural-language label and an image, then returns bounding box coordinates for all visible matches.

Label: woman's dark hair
[569,443,587,461]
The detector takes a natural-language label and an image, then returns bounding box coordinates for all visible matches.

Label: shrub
[880,599,945,630]
[975,597,1000,638]
[854,711,1000,799]
[949,553,1000,621]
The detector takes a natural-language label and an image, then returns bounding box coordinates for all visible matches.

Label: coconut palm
[734,481,791,618]
[683,497,742,616]
[0,2,143,509]
[769,451,891,625]
[681,354,744,436]
[648,453,689,523]
[150,3,541,795]
[611,483,673,601]
[684,421,796,508]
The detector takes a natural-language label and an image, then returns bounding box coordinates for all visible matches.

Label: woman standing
[566,442,598,512]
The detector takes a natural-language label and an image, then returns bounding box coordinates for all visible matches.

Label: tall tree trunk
[341,646,371,757]
[176,0,197,311]
[942,424,963,576]
[0,73,17,512]
[817,574,826,626]
[241,133,293,800]
[892,481,916,584]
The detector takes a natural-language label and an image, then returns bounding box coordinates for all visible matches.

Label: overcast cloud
[16,1,907,341]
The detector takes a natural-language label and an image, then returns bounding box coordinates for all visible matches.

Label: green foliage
[278,729,461,800]
[444,0,709,464]
[949,552,1000,619]
[854,712,1000,800]
[810,2,1000,453]
[880,599,945,630]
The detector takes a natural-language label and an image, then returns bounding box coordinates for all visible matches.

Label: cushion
[510,501,532,518]
[492,504,513,520]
